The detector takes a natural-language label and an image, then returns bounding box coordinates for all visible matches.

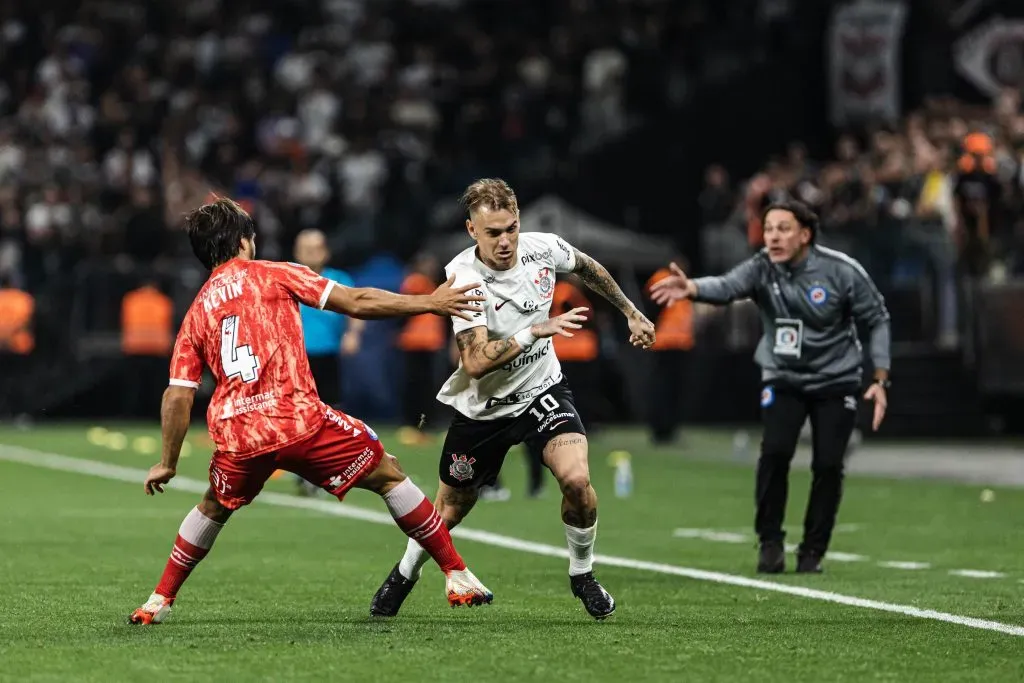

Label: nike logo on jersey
[495,299,511,310]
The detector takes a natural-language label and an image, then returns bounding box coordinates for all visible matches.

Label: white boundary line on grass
[3,444,1023,638]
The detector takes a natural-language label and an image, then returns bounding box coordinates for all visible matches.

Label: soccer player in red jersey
[128,198,493,624]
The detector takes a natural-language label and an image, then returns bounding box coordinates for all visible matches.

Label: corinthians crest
[449,454,476,482]
[534,267,553,300]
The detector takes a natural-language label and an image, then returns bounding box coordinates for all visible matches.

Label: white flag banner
[828,1,908,127]
[955,19,1024,98]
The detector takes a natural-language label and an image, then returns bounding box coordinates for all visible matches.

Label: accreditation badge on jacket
[773,318,803,358]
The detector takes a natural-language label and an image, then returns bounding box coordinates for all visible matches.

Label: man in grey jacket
[651,200,890,574]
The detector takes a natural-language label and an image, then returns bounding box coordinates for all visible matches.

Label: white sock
[179,506,224,549]
[398,537,431,582]
[382,478,433,582]
[380,477,425,518]
[564,522,597,576]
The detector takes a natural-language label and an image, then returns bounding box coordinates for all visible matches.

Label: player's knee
[359,453,407,495]
[198,489,233,524]
[559,472,592,501]
[381,453,405,476]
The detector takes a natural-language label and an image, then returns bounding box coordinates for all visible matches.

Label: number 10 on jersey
[529,393,560,421]
[221,315,260,383]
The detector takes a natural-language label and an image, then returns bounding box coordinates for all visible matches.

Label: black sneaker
[369,564,417,617]
[570,572,615,620]
[757,541,785,574]
[796,551,823,574]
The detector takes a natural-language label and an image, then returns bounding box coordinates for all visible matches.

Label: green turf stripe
[3,443,1023,639]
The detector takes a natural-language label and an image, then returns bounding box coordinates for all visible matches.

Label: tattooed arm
[455,326,526,379]
[572,248,656,347]
[573,248,640,318]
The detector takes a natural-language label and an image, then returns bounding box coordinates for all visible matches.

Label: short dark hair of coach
[761,199,819,250]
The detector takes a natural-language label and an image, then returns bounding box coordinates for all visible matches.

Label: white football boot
[127,592,173,625]
[445,567,493,608]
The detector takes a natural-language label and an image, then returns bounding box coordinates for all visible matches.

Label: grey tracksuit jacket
[692,246,891,392]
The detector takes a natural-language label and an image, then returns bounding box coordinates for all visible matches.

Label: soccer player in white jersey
[369,178,656,620]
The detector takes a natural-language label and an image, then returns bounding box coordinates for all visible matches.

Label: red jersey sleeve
[169,314,203,389]
[265,261,335,309]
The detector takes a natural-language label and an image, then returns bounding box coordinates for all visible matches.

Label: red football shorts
[208,409,385,510]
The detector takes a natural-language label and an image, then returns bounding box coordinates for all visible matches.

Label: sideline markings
[2,444,1023,638]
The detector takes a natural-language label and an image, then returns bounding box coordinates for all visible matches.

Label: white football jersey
[437,232,578,420]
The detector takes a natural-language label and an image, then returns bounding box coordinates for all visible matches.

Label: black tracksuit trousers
[756,382,859,556]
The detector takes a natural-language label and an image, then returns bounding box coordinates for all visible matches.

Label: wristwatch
[873,378,891,389]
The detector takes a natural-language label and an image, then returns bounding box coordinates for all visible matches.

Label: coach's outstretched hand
[432,274,486,321]
[144,464,176,495]
[532,306,589,339]
[650,262,698,305]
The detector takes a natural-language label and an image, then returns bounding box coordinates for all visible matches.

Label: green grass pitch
[1,422,1022,682]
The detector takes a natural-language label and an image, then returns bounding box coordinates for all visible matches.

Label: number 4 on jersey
[221,315,260,383]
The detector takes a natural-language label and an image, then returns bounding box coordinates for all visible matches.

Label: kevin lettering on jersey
[201,270,247,312]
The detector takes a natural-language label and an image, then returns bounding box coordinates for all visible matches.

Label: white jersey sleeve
[447,263,489,335]
[528,232,577,273]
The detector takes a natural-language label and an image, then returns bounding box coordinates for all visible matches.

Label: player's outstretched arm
[145,385,195,495]
[324,275,484,320]
[572,248,655,349]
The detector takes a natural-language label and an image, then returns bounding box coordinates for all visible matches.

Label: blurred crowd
[4,0,1022,355]
[0,0,703,294]
[698,90,1024,347]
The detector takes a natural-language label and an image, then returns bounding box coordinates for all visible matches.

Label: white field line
[948,569,1006,579]
[878,561,932,570]
[676,530,1009,577]
[2,444,1023,638]
[673,529,867,562]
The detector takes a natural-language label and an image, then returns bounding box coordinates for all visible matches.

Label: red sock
[155,535,211,600]
[384,479,465,573]
[154,507,223,601]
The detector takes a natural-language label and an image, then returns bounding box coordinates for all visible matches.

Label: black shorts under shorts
[439,379,586,489]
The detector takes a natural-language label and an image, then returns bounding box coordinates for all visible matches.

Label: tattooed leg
[543,433,607,588]
[542,434,597,528]
[433,481,480,528]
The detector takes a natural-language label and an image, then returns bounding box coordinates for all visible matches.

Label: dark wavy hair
[183,198,256,270]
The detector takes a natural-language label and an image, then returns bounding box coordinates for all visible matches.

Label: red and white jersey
[169,258,336,458]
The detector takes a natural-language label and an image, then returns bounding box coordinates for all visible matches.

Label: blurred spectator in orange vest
[0,280,34,355]
[122,283,173,356]
[121,282,174,418]
[954,131,1000,277]
[398,253,447,437]
[646,264,695,444]
[0,277,33,418]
